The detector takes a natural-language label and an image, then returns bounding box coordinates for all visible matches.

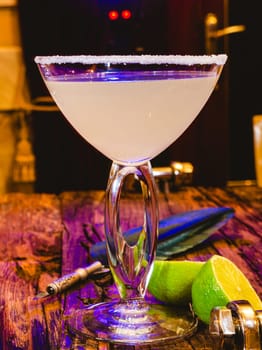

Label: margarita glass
[35,54,227,345]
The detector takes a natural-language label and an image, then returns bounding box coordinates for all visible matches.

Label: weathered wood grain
[28,292,62,350]
[0,261,33,350]
[0,187,261,349]
[0,193,63,268]
[0,193,63,350]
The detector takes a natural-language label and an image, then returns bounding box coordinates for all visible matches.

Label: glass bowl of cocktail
[35,54,227,345]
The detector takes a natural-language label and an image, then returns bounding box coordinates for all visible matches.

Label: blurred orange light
[108,10,119,20]
[121,9,132,20]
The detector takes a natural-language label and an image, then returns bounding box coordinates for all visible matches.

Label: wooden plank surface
[0,187,261,349]
[0,193,63,350]
[58,186,261,349]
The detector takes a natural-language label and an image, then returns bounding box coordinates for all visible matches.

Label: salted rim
[34,54,227,66]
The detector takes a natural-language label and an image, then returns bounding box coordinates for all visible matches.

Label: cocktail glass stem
[105,161,158,300]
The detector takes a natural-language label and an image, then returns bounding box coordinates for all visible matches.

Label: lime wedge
[192,255,262,324]
[148,260,204,305]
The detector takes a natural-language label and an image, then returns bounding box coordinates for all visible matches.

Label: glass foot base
[66,299,198,345]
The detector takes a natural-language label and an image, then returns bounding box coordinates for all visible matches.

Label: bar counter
[0,185,261,349]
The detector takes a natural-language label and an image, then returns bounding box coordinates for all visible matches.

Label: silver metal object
[171,161,194,186]
[123,161,194,193]
[153,161,194,193]
[209,300,262,349]
[46,261,103,295]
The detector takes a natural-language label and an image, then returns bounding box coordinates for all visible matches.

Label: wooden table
[0,186,261,349]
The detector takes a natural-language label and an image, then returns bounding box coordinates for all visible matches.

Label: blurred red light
[121,9,132,20]
[108,10,119,20]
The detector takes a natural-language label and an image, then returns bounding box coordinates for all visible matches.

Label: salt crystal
[35,54,227,66]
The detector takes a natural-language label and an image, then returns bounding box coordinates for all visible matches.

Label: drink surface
[46,73,218,164]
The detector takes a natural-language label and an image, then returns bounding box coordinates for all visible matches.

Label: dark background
[228,0,262,182]
[17,0,261,193]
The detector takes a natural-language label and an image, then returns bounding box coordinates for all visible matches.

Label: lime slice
[148,260,204,305]
[192,255,262,324]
